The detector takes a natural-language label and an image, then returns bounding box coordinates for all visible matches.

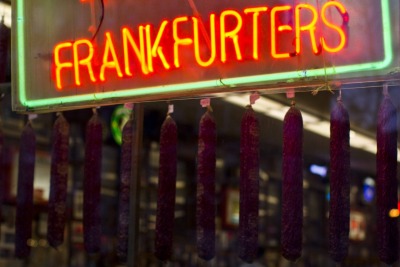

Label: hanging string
[200,98,211,108]
[383,83,389,98]
[28,114,38,121]
[167,103,174,115]
[286,88,295,99]
[337,89,342,102]
[92,107,98,115]
[249,91,260,105]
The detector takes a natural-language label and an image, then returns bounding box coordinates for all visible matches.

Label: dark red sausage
[238,105,259,263]
[196,108,216,261]
[47,113,70,249]
[0,17,9,83]
[329,100,350,262]
[117,115,134,262]
[376,96,399,264]
[0,127,4,223]
[155,114,177,261]
[15,121,36,258]
[83,111,103,254]
[281,105,303,261]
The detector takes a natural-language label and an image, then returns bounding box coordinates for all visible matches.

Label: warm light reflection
[389,209,400,218]
[223,94,399,160]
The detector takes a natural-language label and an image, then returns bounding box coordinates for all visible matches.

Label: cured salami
[83,111,103,254]
[238,105,260,263]
[281,104,303,261]
[0,17,9,83]
[196,108,216,261]
[0,126,4,223]
[47,113,70,249]
[117,114,134,262]
[15,121,36,258]
[155,114,177,261]
[376,96,399,264]
[329,99,350,262]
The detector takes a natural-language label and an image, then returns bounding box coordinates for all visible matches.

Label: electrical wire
[91,0,104,41]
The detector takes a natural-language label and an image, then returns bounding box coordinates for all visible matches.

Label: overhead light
[310,164,328,177]
[0,2,11,28]
[223,94,400,162]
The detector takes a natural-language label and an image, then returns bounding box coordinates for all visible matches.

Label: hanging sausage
[238,105,260,263]
[47,113,70,249]
[0,126,4,225]
[155,108,177,261]
[15,120,36,258]
[376,92,399,265]
[83,109,103,254]
[281,102,303,261]
[117,110,134,262]
[329,96,350,262]
[0,16,9,83]
[196,104,216,261]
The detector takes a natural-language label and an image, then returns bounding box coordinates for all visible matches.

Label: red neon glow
[100,32,123,81]
[321,1,347,53]
[295,4,319,55]
[244,7,268,60]
[122,26,148,75]
[54,42,73,89]
[173,16,194,68]
[271,5,292,59]
[52,2,349,90]
[193,15,216,67]
[145,21,170,72]
[220,10,243,62]
[73,39,96,86]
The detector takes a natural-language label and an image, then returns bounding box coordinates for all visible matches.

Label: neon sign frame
[14,0,393,111]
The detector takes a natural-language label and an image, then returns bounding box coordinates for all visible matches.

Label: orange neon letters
[122,26,148,75]
[100,32,123,82]
[220,10,243,62]
[145,21,170,72]
[173,17,194,68]
[53,2,348,89]
[73,39,96,86]
[54,42,73,89]
[244,7,268,60]
[295,4,319,55]
[193,15,216,67]
[271,5,292,59]
[321,2,347,53]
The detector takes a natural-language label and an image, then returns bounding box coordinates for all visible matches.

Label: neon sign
[12,0,398,112]
[54,2,348,90]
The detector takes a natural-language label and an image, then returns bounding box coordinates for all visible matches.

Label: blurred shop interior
[0,0,400,266]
